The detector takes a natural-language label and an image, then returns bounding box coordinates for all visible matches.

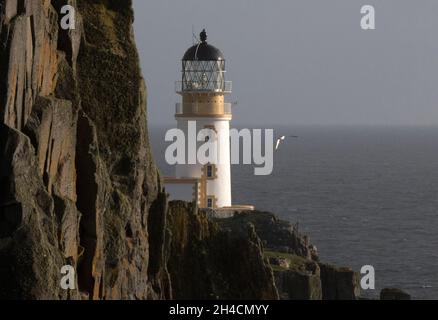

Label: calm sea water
[151,125,438,299]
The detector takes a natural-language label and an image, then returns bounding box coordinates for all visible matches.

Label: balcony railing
[175,81,232,94]
[175,103,232,116]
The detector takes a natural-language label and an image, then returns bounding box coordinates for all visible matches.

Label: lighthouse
[165,29,233,209]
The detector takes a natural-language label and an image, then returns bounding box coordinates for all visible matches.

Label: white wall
[175,117,232,207]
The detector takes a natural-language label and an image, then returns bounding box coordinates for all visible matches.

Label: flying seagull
[275,135,299,151]
[275,136,286,150]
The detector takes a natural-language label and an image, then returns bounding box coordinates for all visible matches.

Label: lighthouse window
[206,196,216,209]
[207,165,213,178]
[182,60,226,92]
[204,164,217,180]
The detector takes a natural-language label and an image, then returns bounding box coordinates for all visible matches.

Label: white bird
[275,136,286,150]
[422,285,433,289]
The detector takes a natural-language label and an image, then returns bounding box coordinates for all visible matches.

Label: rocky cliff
[0,0,166,300]
[0,0,360,300]
[0,0,276,300]
[216,211,360,300]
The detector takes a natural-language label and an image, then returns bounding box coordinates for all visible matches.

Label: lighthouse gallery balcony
[175,80,232,94]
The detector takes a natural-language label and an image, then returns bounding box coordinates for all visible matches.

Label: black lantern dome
[182,30,225,61]
[179,29,230,93]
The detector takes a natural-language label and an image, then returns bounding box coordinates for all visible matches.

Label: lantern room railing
[175,81,232,94]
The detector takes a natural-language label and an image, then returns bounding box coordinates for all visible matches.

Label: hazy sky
[133,0,438,126]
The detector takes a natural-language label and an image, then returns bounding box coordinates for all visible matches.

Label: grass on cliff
[264,250,309,272]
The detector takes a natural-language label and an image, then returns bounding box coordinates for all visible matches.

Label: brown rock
[0,0,165,300]
[165,201,279,300]
[0,124,79,299]
[319,263,361,300]
[218,211,318,260]
[275,269,322,300]
[380,288,411,300]
[23,96,78,201]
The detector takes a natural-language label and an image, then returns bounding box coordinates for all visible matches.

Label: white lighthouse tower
[165,29,233,209]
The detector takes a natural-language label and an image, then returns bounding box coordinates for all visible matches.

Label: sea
[150,125,438,299]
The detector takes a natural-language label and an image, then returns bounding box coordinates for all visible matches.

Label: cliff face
[0,0,281,300]
[0,1,360,300]
[0,0,164,299]
[217,212,360,300]
[165,202,278,300]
